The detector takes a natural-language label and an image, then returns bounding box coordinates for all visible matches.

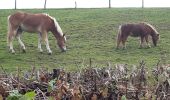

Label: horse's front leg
[43,32,52,54]
[140,36,144,48]
[145,36,151,48]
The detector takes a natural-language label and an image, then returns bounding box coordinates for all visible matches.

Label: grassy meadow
[0,8,170,72]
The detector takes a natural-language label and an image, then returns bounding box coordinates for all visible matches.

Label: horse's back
[120,24,138,37]
[9,12,50,25]
[120,23,150,37]
[8,12,52,33]
[8,12,27,27]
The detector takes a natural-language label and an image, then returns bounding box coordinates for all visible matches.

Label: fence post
[44,0,47,9]
[15,0,17,9]
[109,0,111,8]
[75,1,77,9]
[142,0,144,8]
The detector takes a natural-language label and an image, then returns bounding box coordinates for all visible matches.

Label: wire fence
[0,0,170,9]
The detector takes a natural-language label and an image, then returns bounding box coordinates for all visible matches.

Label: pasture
[0,8,170,71]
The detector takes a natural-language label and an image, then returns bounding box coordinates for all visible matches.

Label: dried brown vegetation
[0,60,170,100]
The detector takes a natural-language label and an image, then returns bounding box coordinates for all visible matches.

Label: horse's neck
[150,32,156,37]
[51,29,62,39]
[50,20,63,39]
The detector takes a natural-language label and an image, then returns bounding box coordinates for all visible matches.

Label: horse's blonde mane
[144,22,159,35]
[43,13,64,37]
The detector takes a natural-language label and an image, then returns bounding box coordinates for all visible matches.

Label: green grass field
[0,8,170,72]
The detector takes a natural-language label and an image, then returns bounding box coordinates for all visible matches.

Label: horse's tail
[7,15,11,47]
[116,25,122,48]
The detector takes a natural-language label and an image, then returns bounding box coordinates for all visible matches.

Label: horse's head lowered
[147,23,160,46]
[49,15,67,52]
[58,33,67,52]
[152,33,159,46]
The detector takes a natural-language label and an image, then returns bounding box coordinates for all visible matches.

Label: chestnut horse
[116,22,159,49]
[7,12,66,54]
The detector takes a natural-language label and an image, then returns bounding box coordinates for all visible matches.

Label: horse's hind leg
[139,36,144,48]
[38,33,43,53]
[116,38,121,49]
[121,36,128,49]
[116,29,122,49]
[7,30,16,53]
[16,29,26,53]
[122,39,127,49]
[7,17,16,53]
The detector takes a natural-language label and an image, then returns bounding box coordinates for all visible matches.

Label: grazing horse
[7,12,66,54]
[116,22,159,49]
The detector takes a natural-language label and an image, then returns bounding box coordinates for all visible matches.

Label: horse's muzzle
[62,49,66,52]
[153,42,157,46]
[61,47,66,52]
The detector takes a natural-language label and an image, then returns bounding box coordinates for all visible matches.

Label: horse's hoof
[147,46,151,48]
[48,52,52,55]
[10,49,15,54]
[22,49,26,53]
[61,50,66,52]
[116,47,119,50]
[122,47,126,50]
[11,51,15,54]
[139,46,143,49]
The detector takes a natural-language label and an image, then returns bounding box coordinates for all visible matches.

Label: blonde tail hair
[7,15,12,47]
[116,25,122,48]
